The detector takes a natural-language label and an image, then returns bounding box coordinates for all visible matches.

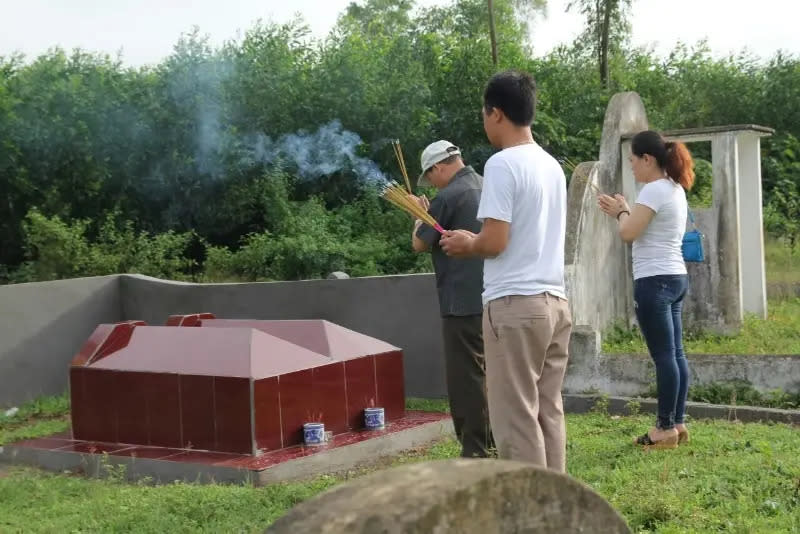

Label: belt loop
[504,295,511,305]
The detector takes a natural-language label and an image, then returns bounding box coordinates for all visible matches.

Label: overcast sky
[1,0,796,66]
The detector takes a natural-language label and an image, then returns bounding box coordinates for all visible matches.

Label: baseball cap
[418,140,461,187]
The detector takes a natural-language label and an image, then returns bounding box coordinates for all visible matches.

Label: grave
[1,315,452,485]
[565,92,774,334]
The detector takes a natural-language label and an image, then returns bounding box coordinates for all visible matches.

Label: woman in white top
[598,130,695,449]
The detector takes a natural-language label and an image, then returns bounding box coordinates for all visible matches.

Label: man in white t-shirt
[440,70,572,472]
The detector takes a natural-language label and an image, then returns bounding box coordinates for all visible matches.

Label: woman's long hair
[631,130,695,190]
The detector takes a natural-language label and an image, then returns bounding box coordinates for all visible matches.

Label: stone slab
[0,416,455,486]
[266,459,631,533]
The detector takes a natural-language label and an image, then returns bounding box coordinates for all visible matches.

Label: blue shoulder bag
[682,210,705,262]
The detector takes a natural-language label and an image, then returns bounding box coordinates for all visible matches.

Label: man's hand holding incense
[439,229,476,257]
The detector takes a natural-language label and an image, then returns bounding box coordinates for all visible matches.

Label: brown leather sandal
[634,430,679,450]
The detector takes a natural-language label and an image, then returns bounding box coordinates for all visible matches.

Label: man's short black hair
[483,70,537,127]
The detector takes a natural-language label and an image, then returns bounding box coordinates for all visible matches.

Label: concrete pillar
[736,134,768,319]
[620,140,638,200]
[618,140,637,326]
[712,133,743,328]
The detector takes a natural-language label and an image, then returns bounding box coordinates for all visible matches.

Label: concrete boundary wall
[0,276,121,406]
[0,273,448,406]
[564,327,800,396]
[1,274,798,407]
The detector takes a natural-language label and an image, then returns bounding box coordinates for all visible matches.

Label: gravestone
[266,459,630,533]
[565,92,773,334]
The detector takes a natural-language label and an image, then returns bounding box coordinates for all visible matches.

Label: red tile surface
[312,362,348,435]
[109,447,184,460]
[199,319,399,360]
[180,375,216,451]
[344,357,377,430]
[322,321,399,360]
[204,320,331,355]
[221,411,450,470]
[71,324,115,366]
[12,412,451,475]
[254,378,282,452]
[166,313,216,327]
[91,327,254,377]
[248,330,332,379]
[69,367,88,439]
[69,317,405,456]
[164,451,248,464]
[77,368,118,443]
[115,372,149,445]
[55,442,131,454]
[375,351,406,422]
[90,321,146,365]
[214,377,252,454]
[144,373,182,448]
[10,437,74,450]
[278,370,314,447]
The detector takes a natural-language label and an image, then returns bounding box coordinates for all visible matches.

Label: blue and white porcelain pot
[364,407,385,430]
[303,422,325,446]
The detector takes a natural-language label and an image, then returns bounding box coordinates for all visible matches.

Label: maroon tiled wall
[71,369,253,454]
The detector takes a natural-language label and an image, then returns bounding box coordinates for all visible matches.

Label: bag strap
[687,202,698,232]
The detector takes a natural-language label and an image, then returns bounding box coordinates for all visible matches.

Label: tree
[567,0,632,87]
[486,0,548,67]
[488,0,499,66]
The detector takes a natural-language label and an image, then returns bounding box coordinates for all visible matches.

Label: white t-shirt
[477,143,567,305]
[632,178,688,280]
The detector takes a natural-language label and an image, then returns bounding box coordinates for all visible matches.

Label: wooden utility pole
[599,0,614,87]
[488,0,498,67]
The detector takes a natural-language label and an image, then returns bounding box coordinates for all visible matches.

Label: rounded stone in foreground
[327,271,350,280]
[266,459,631,533]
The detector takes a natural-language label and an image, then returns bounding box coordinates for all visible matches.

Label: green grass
[0,393,70,445]
[766,238,800,287]
[602,298,800,355]
[1,397,799,532]
[405,397,450,413]
[566,412,800,533]
[604,240,800,355]
[1,413,798,533]
[638,381,800,411]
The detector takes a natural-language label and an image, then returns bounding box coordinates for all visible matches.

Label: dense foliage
[1,0,798,283]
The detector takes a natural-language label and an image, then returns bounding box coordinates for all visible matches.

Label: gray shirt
[416,166,484,317]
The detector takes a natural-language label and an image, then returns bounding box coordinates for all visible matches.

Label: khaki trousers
[482,293,572,471]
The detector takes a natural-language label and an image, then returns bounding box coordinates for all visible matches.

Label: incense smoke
[161,55,387,184]
[241,120,387,183]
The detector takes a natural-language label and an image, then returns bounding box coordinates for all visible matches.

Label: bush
[11,209,197,282]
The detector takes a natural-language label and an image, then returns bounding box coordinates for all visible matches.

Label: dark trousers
[441,315,493,457]
[634,274,690,430]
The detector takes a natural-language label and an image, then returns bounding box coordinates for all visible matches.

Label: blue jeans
[634,274,689,430]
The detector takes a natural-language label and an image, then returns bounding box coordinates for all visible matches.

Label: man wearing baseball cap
[410,140,492,458]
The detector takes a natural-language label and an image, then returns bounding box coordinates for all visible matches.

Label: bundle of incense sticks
[391,139,413,193]
[380,181,445,234]
[559,157,579,173]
